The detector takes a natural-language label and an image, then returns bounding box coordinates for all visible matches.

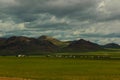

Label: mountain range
[0,35,120,55]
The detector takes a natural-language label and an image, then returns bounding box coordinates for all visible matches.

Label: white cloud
[0,19,25,32]
[96,0,120,20]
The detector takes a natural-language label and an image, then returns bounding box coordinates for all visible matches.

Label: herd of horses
[16,54,120,60]
[46,54,111,60]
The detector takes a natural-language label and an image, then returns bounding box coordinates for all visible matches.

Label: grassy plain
[0,50,120,80]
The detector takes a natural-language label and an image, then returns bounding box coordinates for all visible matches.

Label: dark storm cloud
[0,0,120,22]
[0,0,99,22]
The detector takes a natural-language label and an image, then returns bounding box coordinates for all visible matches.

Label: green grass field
[0,55,120,80]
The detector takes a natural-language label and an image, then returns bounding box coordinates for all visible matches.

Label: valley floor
[0,56,120,80]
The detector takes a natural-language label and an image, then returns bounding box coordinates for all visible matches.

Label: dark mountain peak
[103,43,120,48]
[71,39,92,45]
[66,39,102,51]
[6,36,31,44]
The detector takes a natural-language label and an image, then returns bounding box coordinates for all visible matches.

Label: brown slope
[0,36,58,54]
[65,39,102,51]
[38,35,68,47]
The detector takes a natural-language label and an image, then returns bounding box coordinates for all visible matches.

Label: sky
[0,0,120,44]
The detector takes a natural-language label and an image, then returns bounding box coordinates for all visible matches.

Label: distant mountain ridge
[0,35,119,55]
[103,43,120,49]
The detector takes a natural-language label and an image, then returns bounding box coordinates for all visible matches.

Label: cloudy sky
[0,0,120,44]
